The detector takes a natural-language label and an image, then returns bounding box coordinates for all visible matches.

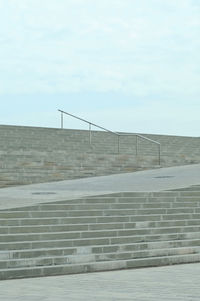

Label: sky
[0,0,200,136]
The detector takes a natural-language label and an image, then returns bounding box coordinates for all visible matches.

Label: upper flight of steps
[0,124,200,187]
[1,186,200,280]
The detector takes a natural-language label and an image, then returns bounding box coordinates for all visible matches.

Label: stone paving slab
[0,164,200,209]
[0,263,199,300]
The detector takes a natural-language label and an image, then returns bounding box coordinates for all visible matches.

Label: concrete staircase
[1,187,200,280]
[0,125,158,188]
[0,124,200,187]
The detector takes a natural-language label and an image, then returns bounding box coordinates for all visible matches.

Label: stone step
[0,217,200,227]
[105,192,200,197]
[10,200,200,212]
[8,196,182,206]
[1,238,200,260]
[1,217,200,228]
[1,207,199,219]
[1,231,200,250]
[9,202,200,213]
[1,245,200,270]
[1,225,200,238]
[1,212,200,226]
[1,253,200,280]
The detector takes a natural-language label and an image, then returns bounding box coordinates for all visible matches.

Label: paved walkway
[0,164,200,209]
[0,263,200,300]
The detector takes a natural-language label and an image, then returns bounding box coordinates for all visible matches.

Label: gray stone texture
[1,187,200,280]
[1,124,200,188]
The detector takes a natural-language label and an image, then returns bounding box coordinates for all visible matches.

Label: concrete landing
[0,263,200,301]
[0,164,200,209]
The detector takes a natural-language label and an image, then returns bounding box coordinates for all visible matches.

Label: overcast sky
[0,0,199,136]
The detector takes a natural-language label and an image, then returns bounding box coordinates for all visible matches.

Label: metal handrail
[116,133,161,165]
[58,109,120,152]
[58,109,161,165]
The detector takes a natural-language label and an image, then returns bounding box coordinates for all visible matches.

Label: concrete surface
[1,165,200,298]
[0,263,200,300]
[0,164,200,209]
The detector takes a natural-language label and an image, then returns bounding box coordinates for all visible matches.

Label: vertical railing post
[118,135,120,154]
[136,135,138,156]
[61,111,64,129]
[89,123,92,145]
[158,144,161,166]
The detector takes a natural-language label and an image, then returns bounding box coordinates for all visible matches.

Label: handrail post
[61,111,64,129]
[89,123,92,145]
[118,135,120,154]
[136,135,138,156]
[158,144,161,166]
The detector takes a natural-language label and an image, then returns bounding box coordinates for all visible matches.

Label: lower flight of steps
[1,188,200,280]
